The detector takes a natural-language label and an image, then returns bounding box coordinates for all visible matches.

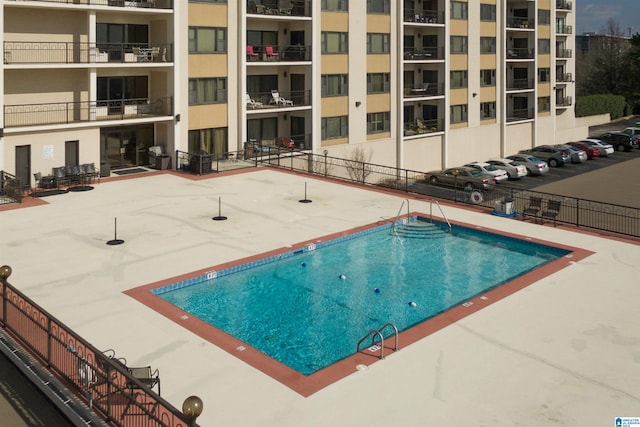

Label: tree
[582,19,631,96]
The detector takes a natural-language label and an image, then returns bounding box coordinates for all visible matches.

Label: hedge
[575,94,628,119]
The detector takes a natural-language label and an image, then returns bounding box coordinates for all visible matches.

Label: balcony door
[97,23,148,62]
[98,76,148,115]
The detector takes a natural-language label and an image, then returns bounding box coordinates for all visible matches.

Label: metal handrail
[357,330,385,360]
[430,199,451,231]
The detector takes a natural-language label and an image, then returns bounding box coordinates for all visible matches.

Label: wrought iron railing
[507,47,535,59]
[246,90,310,108]
[557,48,573,58]
[246,44,311,62]
[0,171,23,204]
[507,16,534,28]
[4,97,173,128]
[0,277,193,427]
[507,108,535,122]
[403,46,443,60]
[403,8,443,24]
[556,96,573,107]
[5,0,173,9]
[247,0,311,17]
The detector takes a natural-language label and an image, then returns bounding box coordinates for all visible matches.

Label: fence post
[576,198,580,228]
[361,162,365,184]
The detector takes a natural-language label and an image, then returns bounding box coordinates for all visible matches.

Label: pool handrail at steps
[391,199,410,234]
[430,199,452,231]
[356,323,399,360]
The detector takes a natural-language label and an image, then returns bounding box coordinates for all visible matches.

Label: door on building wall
[15,145,30,190]
[290,74,305,105]
[290,116,305,149]
[100,125,153,169]
[65,140,79,167]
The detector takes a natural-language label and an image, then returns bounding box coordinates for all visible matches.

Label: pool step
[392,221,448,239]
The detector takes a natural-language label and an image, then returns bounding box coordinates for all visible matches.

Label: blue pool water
[154,218,569,375]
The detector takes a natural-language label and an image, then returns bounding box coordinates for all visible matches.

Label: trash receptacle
[501,198,514,215]
[155,155,171,170]
[100,162,110,177]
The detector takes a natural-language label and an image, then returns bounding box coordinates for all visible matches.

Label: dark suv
[594,132,638,152]
[518,145,571,167]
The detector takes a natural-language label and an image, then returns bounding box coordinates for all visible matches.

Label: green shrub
[575,94,627,119]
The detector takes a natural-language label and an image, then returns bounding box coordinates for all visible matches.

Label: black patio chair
[521,196,542,222]
[541,199,562,227]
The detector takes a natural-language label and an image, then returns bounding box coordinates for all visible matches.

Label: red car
[568,141,601,159]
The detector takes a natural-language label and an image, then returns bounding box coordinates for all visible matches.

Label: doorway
[100,125,154,169]
[15,145,30,190]
[65,140,79,167]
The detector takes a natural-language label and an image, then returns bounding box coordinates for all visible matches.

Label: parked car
[464,162,509,183]
[506,154,550,176]
[580,138,614,157]
[424,166,494,190]
[594,132,638,152]
[486,158,528,179]
[621,127,640,137]
[519,145,570,167]
[554,144,587,163]
[567,141,601,160]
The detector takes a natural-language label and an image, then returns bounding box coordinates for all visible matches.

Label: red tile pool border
[124,213,594,397]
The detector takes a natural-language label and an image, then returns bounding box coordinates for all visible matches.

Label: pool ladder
[356,323,399,360]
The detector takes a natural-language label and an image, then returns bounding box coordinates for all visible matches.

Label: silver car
[506,154,550,176]
[486,158,528,179]
[554,144,587,163]
[580,138,614,157]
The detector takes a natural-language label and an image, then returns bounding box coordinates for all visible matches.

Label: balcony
[507,16,534,29]
[3,42,173,65]
[556,48,572,59]
[404,118,444,137]
[5,0,173,10]
[404,83,444,98]
[507,78,535,91]
[506,108,535,123]
[403,46,443,61]
[556,0,572,10]
[246,44,311,63]
[556,25,573,35]
[246,90,311,111]
[507,47,535,59]
[556,96,573,107]
[556,73,573,83]
[4,97,173,128]
[403,8,443,24]
[247,0,311,18]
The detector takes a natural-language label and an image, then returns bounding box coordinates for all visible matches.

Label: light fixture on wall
[175,114,181,122]
[283,71,288,77]
[473,92,478,97]
[283,114,288,120]
[284,28,288,35]
[355,101,361,107]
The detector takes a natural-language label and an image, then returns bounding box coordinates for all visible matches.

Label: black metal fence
[0,171,23,204]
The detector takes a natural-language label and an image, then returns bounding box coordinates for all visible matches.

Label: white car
[486,158,528,179]
[580,138,614,157]
[464,162,509,183]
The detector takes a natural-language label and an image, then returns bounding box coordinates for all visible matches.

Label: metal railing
[404,118,444,136]
[3,42,173,65]
[246,44,311,62]
[507,17,534,29]
[403,8,443,24]
[556,96,573,107]
[403,46,443,60]
[0,171,23,204]
[557,48,573,58]
[507,108,535,122]
[246,90,310,108]
[556,0,573,10]
[507,78,535,90]
[507,48,535,59]
[0,277,193,427]
[5,0,174,9]
[247,0,311,17]
[404,83,443,97]
[556,25,573,34]
[556,73,573,82]
[4,97,173,128]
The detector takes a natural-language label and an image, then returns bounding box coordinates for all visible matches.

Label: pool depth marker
[299,182,312,203]
[212,196,228,221]
[106,217,125,245]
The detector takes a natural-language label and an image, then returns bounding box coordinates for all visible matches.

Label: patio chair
[541,199,562,227]
[246,93,263,109]
[269,90,293,106]
[246,45,259,61]
[265,45,279,61]
[52,166,70,188]
[521,196,542,222]
[121,365,161,418]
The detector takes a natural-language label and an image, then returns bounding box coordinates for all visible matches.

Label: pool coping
[124,212,594,397]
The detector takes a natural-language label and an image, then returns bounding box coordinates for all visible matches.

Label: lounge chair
[121,365,161,418]
[246,45,259,61]
[521,196,542,222]
[541,199,562,226]
[269,90,293,106]
[265,45,279,61]
[246,93,263,109]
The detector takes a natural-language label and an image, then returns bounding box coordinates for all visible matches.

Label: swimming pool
[152,217,570,376]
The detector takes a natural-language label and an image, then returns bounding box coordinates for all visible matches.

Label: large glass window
[321,32,348,53]
[538,68,550,83]
[480,37,496,54]
[321,74,348,97]
[480,69,496,86]
[538,96,551,112]
[188,128,228,156]
[367,112,390,134]
[189,27,226,53]
[480,102,496,120]
[321,0,348,10]
[188,78,227,105]
[538,39,551,54]
[321,116,348,139]
[480,4,496,21]
[367,33,390,54]
[450,70,468,89]
[451,1,468,19]
[367,0,390,14]
[451,36,468,54]
[538,9,551,25]
[367,73,390,93]
[451,104,468,124]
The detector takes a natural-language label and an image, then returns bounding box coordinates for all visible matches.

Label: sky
[577,0,640,36]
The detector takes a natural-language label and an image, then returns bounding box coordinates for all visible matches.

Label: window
[367,0,390,14]
[189,27,226,53]
[538,39,550,54]
[450,70,468,89]
[480,4,496,21]
[321,0,348,10]
[451,1,468,19]
[480,69,496,87]
[367,33,390,54]
[321,116,348,139]
[321,32,348,54]
[367,112,390,134]
[538,96,551,112]
[538,9,550,25]
[480,37,496,54]
[451,36,467,54]
[188,78,227,105]
[538,68,550,83]
[321,74,348,97]
[480,102,496,120]
[189,0,227,3]
[451,105,468,124]
[188,128,228,156]
[367,73,390,93]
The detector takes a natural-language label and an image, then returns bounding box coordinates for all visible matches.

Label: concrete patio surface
[1,167,639,426]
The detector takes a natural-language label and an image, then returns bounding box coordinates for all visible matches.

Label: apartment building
[1,0,578,190]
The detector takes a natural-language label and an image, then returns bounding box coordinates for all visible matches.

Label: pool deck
[1,167,640,426]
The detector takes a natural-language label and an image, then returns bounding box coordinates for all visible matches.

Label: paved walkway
[1,167,639,426]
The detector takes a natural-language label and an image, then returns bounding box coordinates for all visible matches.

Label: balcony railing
[507,78,534,90]
[4,97,173,128]
[403,8,443,24]
[556,72,573,82]
[246,44,311,62]
[403,46,443,60]
[507,16,534,29]
[246,90,310,109]
[556,48,573,58]
[556,0,573,10]
[5,0,173,9]
[247,0,311,17]
[4,42,173,65]
[507,108,535,122]
[404,83,443,97]
[404,118,444,136]
[507,47,535,59]
[556,96,573,107]
[556,25,573,34]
